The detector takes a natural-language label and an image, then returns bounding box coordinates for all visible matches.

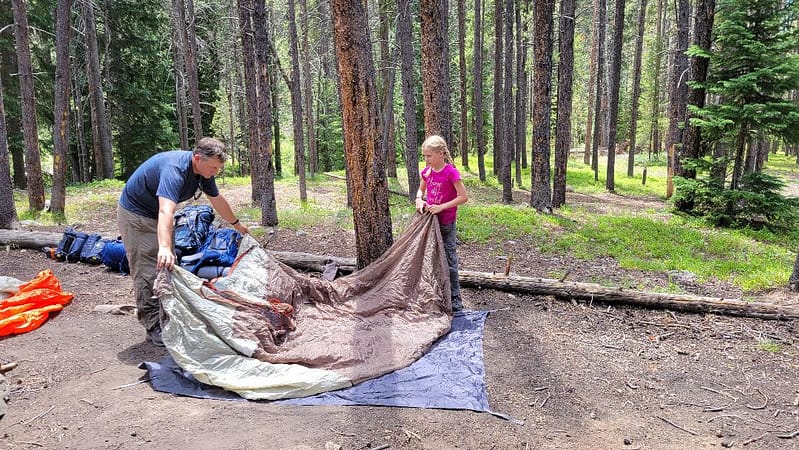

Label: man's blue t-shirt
[119,150,220,219]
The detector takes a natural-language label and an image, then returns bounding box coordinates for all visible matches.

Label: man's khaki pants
[116,204,161,332]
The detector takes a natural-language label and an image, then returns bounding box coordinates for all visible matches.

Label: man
[117,137,250,346]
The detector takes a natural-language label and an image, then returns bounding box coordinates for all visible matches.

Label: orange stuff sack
[0,270,73,337]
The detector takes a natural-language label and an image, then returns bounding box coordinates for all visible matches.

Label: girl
[415,135,469,312]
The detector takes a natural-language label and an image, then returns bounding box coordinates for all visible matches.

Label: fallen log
[2,229,796,320]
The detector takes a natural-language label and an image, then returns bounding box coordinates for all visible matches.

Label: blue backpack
[79,233,106,264]
[54,227,88,262]
[173,205,215,257]
[101,239,130,274]
[179,228,241,275]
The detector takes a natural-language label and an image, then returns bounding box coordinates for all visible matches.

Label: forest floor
[2,174,799,450]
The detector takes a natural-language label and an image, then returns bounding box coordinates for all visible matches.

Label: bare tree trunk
[175,0,203,143]
[457,0,469,168]
[288,0,307,201]
[553,0,575,208]
[530,0,553,212]
[627,0,647,177]
[378,0,397,179]
[299,0,318,176]
[51,0,73,216]
[0,73,19,229]
[170,0,189,151]
[11,0,45,210]
[514,0,528,189]
[648,0,665,159]
[71,65,89,182]
[420,0,452,145]
[474,0,486,182]
[492,0,504,175]
[590,0,606,182]
[0,47,25,190]
[331,0,393,268]
[397,0,419,202]
[82,0,114,179]
[666,0,690,189]
[584,0,599,166]
[238,0,263,204]
[500,0,514,203]
[604,0,626,192]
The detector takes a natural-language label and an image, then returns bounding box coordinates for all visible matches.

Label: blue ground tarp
[141,310,516,421]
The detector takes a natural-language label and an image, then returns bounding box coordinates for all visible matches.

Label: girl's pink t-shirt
[421,163,461,225]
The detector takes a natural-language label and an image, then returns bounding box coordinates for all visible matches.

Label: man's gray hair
[194,137,227,162]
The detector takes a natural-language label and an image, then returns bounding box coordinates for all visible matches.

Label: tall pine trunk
[331,0,393,269]
[553,0,575,208]
[530,0,553,212]
[397,0,419,202]
[51,0,73,215]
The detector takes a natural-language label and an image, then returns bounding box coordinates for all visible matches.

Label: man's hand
[233,221,250,235]
[156,245,176,271]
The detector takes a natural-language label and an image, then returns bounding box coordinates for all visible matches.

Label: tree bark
[627,0,647,177]
[174,0,203,143]
[604,0,626,192]
[11,0,45,210]
[51,0,73,216]
[0,73,19,229]
[287,0,307,201]
[457,0,468,168]
[330,0,393,269]
[500,0,514,204]
[473,0,486,182]
[420,0,452,145]
[397,0,420,203]
[530,0,554,212]
[82,0,114,179]
[299,0,318,176]
[666,0,690,189]
[492,0,503,175]
[553,0,575,208]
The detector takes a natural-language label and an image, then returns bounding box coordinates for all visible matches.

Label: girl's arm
[415,179,428,212]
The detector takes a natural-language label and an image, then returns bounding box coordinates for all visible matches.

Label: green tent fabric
[155,213,455,400]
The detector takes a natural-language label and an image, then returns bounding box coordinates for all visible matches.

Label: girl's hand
[415,198,426,213]
[426,204,442,215]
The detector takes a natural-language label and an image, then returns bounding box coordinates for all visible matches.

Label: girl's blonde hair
[422,135,453,164]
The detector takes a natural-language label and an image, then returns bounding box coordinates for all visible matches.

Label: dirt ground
[2,181,799,450]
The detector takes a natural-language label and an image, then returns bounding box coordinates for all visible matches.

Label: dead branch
[656,415,698,436]
[746,389,768,410]
[742,433,768,446]
[777,430,799,439]
[0,362,18,374]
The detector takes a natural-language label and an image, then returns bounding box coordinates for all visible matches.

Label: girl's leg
[440,222,462,311]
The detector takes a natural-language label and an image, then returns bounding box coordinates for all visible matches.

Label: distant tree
[0,73,19,229]
[420,0,452,145]
[378,0,397,179]
[397,0,420,202]
[500,0,513,204]
[330,0,393,268]
[288,0,307,201]
[514,0,528,188]
[690,0,799,190]
[553,0,575,208]
[473,0,486,182]
[665,0,690,196]
[590,0,606,181]
[83,0,114,179]
[530,0,553,212]
[173,0,203,144]
[605,0,626,192]
[627,0,647,177]
[11,0,45,210]
[492,0,503,174]
[51,0,72,216]
[648,0,666,159]
[299,0,318,176]
[457,0,468,168]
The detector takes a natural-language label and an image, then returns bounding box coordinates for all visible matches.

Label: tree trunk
[175,0,203,143]
[82,0,114,180]
[0,46,25,190]
[666,0,690,189]
[170,0,189,151]
[0,74,19,229]
[790,250,799,292]
[627,0,647,178]
[330,0,393,269]
[288,0,307,201]
[252,0,278,226]
[473,0,486,182]
[553,0,575,208]
[500,0,514,204]
[238,0,263,204]
[420,0,452,146]
[583,0,599,166]
[604,0,626,192]
[457,0,469,169]
[514,0,528,189]
[530,0,554,212]
[378,0,398,179]
[397,0,420,203]
[51,0,73,216]
[11,0,45,210]
[648,0,665,159]
[299,0,318,177]
[590,0,606,181]
[492,0,503,175]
